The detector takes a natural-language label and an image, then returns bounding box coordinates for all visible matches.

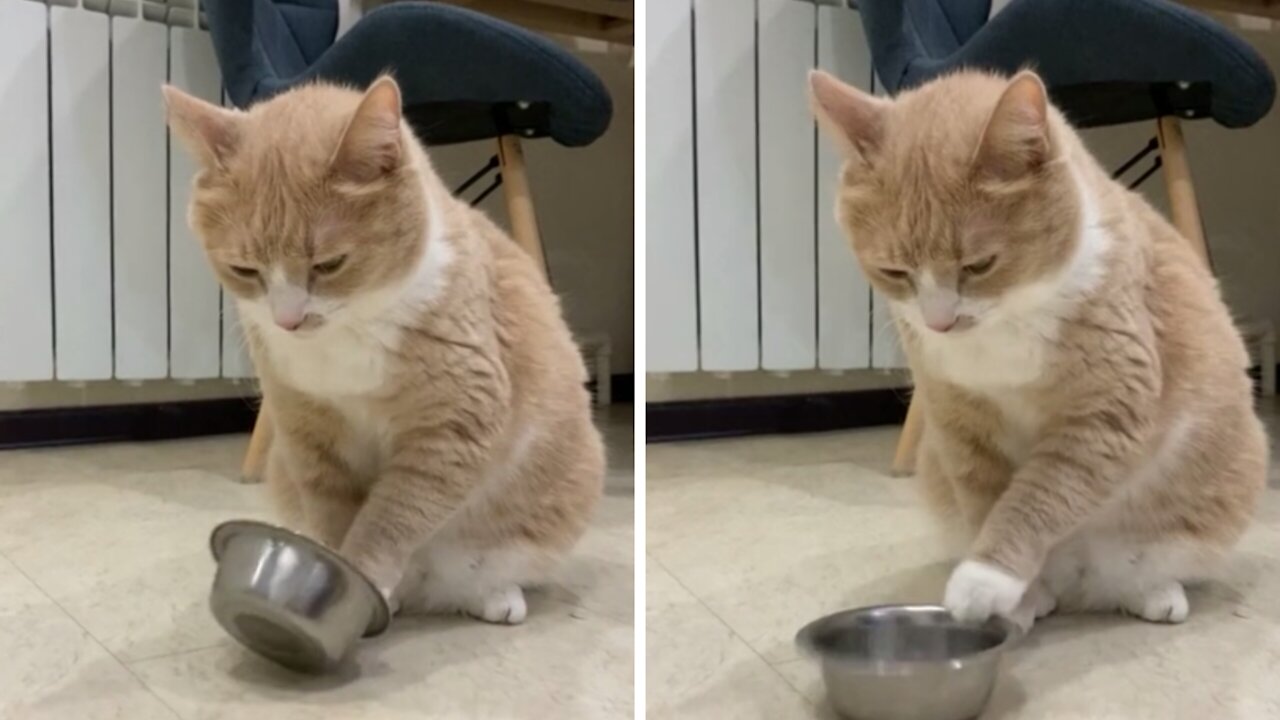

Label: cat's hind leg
[396,541,560,625]
[1040,535,1214,625]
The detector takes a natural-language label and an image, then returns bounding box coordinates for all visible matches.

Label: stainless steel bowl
[209,520,391,674]
[796,604,1017,720]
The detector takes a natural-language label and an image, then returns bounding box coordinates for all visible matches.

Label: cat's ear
[973,71,1051,181]
[809,70,888,161]
[162,85,242,169]
[330,75,404,183]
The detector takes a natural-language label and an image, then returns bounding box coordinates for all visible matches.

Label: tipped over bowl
[796,604,1017,720]
[208,520,390,674]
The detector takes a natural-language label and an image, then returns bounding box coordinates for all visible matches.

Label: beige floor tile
[546,498,635,623]
[130,597,631,720]
[0,554,178,720]
[648,460,952,663]
[647,426,901,481]
[648,419,1280,719]
[773,600,1280,720]
[0,454,269,662]
[647,557,812,720]
[0,408,632,719]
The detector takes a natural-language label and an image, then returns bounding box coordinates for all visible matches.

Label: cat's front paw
[944,560,1028,624]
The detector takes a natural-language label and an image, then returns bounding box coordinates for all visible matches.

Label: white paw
[468,586,527,625]
[1128,582,1189,624]
[945,560,1029,624]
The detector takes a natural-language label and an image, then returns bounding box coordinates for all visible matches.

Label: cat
[810,68,1266,630]
[164,76,604,624]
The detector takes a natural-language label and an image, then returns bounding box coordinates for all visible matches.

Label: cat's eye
[229,265,258,280]
[313,255,347,275]
[879,267,911,281]
[962,256,997,276]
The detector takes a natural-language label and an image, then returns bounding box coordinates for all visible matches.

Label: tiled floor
[647,401,1280,720]
[0,407,633,720]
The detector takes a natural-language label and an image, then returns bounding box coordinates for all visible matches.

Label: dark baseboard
[647,387,912,443]
[0,373,635,452]
[0,397,260,451]
[648,361,1279,443]
[611,373,634,404]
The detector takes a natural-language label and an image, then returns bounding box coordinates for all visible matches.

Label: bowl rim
[209,519,391,637]
[794,603,1018,670]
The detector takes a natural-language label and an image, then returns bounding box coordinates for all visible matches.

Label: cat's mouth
[924,315,979,334]
[279,314,326,334]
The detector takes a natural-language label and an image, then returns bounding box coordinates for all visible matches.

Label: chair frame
[238,134,546,482]
[889,116,1209,475]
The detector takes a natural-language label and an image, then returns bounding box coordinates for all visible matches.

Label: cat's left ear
[973,71,1051,181]
[163,85,243,169]
[331,75,404,183]
[809,70,889,161]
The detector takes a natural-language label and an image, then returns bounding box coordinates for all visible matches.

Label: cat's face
[164,78,428,336]
[811,70,1081,335]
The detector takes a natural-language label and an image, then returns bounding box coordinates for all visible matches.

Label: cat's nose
[926,317,957,333]
[267,283,309,331]
[917,283,959,334]
[274,311,306,331]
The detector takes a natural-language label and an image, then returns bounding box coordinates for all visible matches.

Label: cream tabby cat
[164,77,604,624]
[811,69,1266,629]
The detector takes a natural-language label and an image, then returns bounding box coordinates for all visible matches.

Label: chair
[203,0,613,481]
[853,0,1276,475]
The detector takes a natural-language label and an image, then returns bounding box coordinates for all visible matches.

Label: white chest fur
[257,323,400,479]
[917,319,1051,389]
[987,390,1045,465]
[331,394,395,480]
[261,324,395,398]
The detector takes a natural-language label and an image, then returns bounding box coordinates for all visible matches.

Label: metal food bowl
[208,520,390,674]
[796,604,1017,720]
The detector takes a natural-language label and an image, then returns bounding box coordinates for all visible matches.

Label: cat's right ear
[162,85,242,169]
[330,75,404,184]
[809,70,888,161]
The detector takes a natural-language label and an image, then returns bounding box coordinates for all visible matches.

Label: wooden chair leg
[497,135,549,279]
[1156,116,1211,267]
[241,400,272,484]
[892,390,925,477]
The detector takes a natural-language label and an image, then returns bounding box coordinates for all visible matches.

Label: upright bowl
[209,520,390,673]
[796,604,1017,720]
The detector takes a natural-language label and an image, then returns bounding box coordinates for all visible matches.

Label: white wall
[1,44,633,410]
[652,18,1280,402]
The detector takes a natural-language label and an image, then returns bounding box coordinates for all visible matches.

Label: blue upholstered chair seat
[208,0,612,146]
[861,0,1274,129]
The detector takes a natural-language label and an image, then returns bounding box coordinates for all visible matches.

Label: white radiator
[0,0,253,384]
[646,0,904,374]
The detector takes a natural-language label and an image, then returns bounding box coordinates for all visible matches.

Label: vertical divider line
[217,92,225,378]
[165,24,172,378]
[812,0,820,367]
[753,0,763,367]
[46,2,58,377]
[690,0,703,370]
[867,66,876,366]
[108,15,117,378]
